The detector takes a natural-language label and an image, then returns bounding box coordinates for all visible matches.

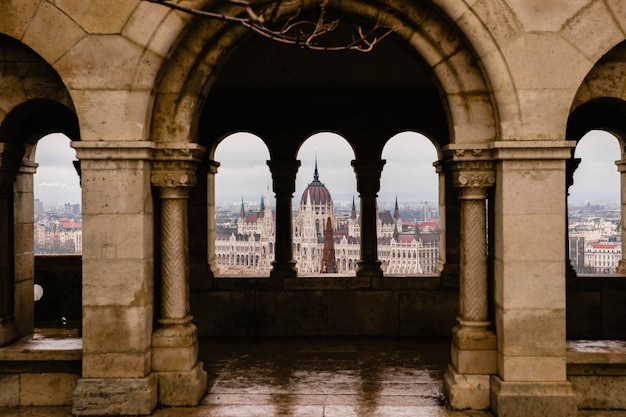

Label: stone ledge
[0,330,81,363]
[567,340,626,366]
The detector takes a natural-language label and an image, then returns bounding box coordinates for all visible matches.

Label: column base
[444,365,491,410]
[152,319,199,371]
[355,260,383,278]
[0,318,18,347]
[158,361,207,406]
[490,376,576,417]
[270,261,297,279]
[72,374,157,416]
[451,324,497,374]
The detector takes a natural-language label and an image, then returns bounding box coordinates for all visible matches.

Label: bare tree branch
[144,0,394,52]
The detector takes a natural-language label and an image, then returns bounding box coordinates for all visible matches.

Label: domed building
[215,162,439,275]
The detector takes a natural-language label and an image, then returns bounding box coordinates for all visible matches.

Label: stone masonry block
[22,2,85,63]
[56,0,137,34]
[563,1,624,62]
[444,365,491,410]
[20,373,78,406]
[570,375,626,409]
[82,258,153,307]
[72,374,157,416]
[500,214,563,262]
[491,377,576,417]
[82,351,151,379]
[497,307,566,357]
[82,305,152,354]
[0,374,19,406]
[158,362,207,406]
[507,0,589,32]
[69,90,153,142]
[496,261,565,309]
[499,355,567,382]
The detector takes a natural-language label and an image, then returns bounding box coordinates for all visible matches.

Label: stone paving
[3,337,626,416]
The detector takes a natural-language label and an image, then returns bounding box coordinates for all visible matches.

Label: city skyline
[34,130,622,206]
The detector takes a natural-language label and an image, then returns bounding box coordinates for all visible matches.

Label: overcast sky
[569,130,621,204]
[34,134,81,205]
[214,131,440,209]
[34,130,622,207]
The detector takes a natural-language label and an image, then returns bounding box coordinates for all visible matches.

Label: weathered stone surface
[55,0,138,34]
[0,374,19,407]
[507,0,589,32]
[445,366,491,410]
[20,373,78,406]
[491,377,576,417]
[22,2,85,64]
[72,374,157,416]
[157,362,207,406]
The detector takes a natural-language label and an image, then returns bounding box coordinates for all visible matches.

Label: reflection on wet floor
[158,337,490,416]
[5,337,626,416]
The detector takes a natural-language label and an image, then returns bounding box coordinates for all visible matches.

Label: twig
[144,0,393,52]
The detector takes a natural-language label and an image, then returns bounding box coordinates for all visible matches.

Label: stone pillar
[267,160,300,279]
[433,160,447,276]
[13,156,37,339]
[207,160,220,277]
[490,141,576,417]
[351,159,385,277]
[444,148,497,410]
[615,159,626,274]
[151,144,207,406]
[72,142,158,416]
[0,143,23,347]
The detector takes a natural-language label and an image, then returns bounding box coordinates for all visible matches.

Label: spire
[320,216,337,273]
[313,153,319,182]
[239,197,245,218]
[350,196,357,220]
[393,196,400,220]
[259,195,265,218]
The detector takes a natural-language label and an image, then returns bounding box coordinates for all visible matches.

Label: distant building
[215,163,438,275]
[584,242,621,274]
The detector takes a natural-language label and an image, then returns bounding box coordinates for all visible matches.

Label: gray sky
[34,130,622,208]
[214,131,440,208]
[569,130,621,204]
[34,134,81,205]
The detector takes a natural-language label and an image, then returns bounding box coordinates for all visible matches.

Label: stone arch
[566,39,626,340]
[0,34,80,346]
[151,0,499,149]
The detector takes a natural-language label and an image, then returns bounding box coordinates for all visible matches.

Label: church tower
[320,216,337,273]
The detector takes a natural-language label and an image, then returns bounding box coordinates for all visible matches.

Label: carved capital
[208,160,220,175]
[444,145,495,191]
[267,160,301,196]
[151,144,205,189]
[351,159,386,195]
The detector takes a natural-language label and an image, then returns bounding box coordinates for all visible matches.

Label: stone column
[490,141,576,417]
[565,157,581,278]
[207,160,220,276]
[444,148,497,410]
[72,142,158,416]
[351,159,385,277]
[13,156,38,339]
[151,144,207,406]
[0,143,23,347]
[615,159,626,274]
[267,160,300,279]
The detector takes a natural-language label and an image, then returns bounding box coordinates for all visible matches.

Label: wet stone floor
[4,337,626,416]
